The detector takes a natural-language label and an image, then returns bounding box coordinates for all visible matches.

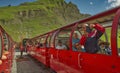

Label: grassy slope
[0,0,91,43]
[0,0,71,42]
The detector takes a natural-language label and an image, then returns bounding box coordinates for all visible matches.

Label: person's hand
[0,60,2,65]
[90,24,95,28]
[1,55,7,60]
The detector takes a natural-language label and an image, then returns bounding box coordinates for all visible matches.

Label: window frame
[111,9,120,56]
[46,33,52,48]
[3,33,10,51]
[0,35,2,58]
[54,28,72,50]
[39,35,47,48]
[50,30,59,48]
[117,17,120,56]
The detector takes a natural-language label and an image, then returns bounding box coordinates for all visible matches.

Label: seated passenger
[79,23,105,53]
[99,42,111,55]
[56,40,67,50]
[72,33,80,51]
[103,42,111,55]
[99,42,106,54]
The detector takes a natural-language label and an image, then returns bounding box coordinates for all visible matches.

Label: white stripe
[91,30,97,38]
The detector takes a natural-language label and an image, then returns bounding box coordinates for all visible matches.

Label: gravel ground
[12,52,56,73]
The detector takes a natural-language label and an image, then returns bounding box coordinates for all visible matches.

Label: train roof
[31,6,120,40]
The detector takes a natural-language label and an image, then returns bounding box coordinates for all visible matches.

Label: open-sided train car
[0,25,15,73]
[27,6,120,73]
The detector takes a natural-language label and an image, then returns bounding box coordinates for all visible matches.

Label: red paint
[0,26,15,73]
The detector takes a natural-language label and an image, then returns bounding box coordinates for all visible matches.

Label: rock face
[0,0,90,42]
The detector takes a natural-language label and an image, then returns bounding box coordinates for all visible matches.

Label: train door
[54,27,73,72]
[2,32,11,73]
[38,35,47,64]
[32,38,39,59]
[45,33,52,67]
[49,30,60,70]
[69,24,84,73]
[73,14,119,73]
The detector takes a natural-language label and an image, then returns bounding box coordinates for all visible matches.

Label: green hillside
[0,0,90,42]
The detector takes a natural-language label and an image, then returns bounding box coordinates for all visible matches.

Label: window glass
[98,27,112,55]
[55,28,72,50]
[50,31,59,48]
[33,38,39,48]
[0,37,2,58]
[39,35,47,48]
[3,33,9,51]
[46,34,52,48]
[117,18,120,56]
[76,22,112,55]
[72,26,82,51]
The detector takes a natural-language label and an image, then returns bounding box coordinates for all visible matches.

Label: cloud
[106,0,120,9]
[90,2,93,5]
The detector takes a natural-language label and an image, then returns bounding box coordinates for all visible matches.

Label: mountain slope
[0,0,90,42]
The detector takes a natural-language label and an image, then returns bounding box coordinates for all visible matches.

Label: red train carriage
[0,26,15,73]
[27,6,120,73]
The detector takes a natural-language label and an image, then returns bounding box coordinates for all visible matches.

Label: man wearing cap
[79,23,105,53]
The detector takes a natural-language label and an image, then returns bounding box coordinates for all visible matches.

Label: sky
[0,0,120,15]
[0,0,36,6]
[65,0,120,15]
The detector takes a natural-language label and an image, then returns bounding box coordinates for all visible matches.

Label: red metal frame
[0,25,14,73]
[111,9,120,56]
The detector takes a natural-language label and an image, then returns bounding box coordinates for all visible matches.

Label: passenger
[104,42,111,55]
[56,40,67,50]
[99,42,106,54]
[72,33,80,51]
[99,42,111,55]
[79,23,105,53]
[1,44,9,60]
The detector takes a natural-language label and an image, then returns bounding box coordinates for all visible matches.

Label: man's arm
[90,23,105,39]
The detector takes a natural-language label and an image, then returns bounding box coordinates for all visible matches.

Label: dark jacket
[80,24,105,53]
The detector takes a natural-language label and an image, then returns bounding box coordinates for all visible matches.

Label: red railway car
[27,6,120,73]
[0,25,15,73]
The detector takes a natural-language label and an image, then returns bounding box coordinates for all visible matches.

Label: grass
[0,0,90,42]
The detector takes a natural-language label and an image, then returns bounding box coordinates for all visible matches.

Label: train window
[55,28,72,50]
[33,39,39,48]
[0,36,2,58]
[39,35,47,48]
[72,26,82,51]
[98,27,112,55]
[3,33,9,51]
[50,31,59,48]
[117,18,120,56]
[76,23,112,55]
[46,34,52,48]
